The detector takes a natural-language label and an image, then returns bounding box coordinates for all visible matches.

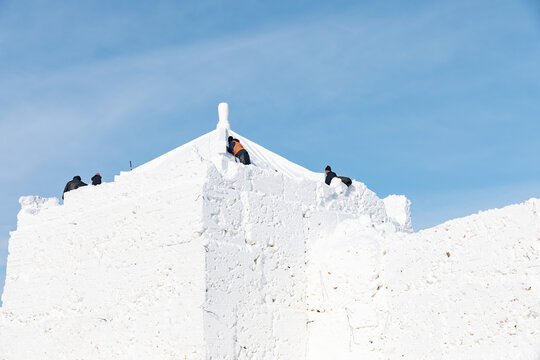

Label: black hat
[325,165,331,171]
[228,136,233,142]
[73,175,81,181]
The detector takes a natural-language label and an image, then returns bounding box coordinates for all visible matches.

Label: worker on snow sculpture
[62,176,87,199]
[325,166,352,187]
[227,136,251,165]
[91,173,102,185]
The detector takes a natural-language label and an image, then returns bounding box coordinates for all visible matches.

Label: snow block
[383,194,413,232]
[214,127,228,156]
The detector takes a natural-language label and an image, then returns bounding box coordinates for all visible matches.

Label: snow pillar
[217,102,230,130]
[215,102,230,156]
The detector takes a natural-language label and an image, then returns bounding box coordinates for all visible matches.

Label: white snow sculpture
[1,103,538,359]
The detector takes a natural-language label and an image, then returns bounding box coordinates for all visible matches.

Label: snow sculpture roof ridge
[127,129,322,182]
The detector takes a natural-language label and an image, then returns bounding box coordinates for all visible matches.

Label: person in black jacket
[227,136,251,165]
[62,176,87,199]
[325,165,352,187]
[325,165,337,185]
[91,173,102,185]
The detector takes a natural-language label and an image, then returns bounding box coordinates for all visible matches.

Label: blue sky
[1,0,540,303]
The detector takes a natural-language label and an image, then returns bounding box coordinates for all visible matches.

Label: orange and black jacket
[227,138,247,156]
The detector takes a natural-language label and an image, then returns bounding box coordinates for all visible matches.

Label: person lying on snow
[325,165,352,187]
[227,136,251,165]
[62,175,87,199]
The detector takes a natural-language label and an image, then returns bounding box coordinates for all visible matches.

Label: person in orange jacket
[227,136,251,165]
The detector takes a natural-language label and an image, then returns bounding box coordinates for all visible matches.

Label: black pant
[237,152,251,165]
[338,176,352,187]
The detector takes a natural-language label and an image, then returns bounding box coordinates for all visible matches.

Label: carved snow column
[215,102,230,155]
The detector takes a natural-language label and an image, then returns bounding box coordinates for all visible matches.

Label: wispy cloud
[0,2,478,178]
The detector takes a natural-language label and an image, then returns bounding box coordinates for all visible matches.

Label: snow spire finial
[217,102,230,130]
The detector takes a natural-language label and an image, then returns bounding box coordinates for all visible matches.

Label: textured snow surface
[0,128,538,359]
[307,198,540,359]
[380,200,540,359]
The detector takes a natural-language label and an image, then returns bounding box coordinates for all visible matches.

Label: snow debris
[18,195,60,219]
